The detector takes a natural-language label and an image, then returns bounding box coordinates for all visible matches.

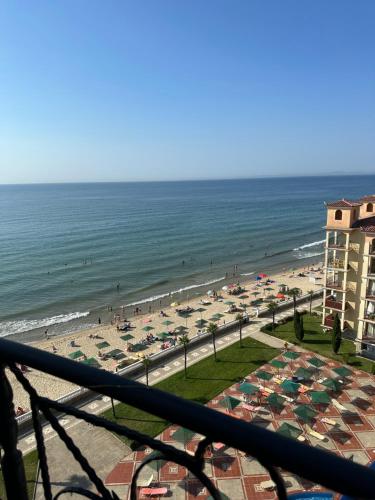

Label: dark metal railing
[325,297,344,310]
[1,337,375,499]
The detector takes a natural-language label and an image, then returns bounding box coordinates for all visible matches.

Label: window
[367,203,373,212]
[335,210,342,220]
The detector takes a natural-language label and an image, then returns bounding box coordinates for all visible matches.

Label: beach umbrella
[239,382,258,395]
[321,378,342,392]
[270,359,287,373]
[142,326,154,332]
[333,366,352,378]
[195,307,206,319]
[281,379,300,394]
[295,367,313,380]
[259,273,268,278]
[239,294,249,299]
[162,320,174,326]
[283,351,300,360]
[170,302,179,307]
[276,293,285,299]
[277,422,302,440]
[171,427,196,445]
[195,319,207,328]
[307,357,326,368]
[219,395,241,411]
[156,332,170,340]
[256,276,262,281]
[224,301,235,305]
[264,286,274,293]
[222,285,229,291]
[175,325,187,333]
[266,393,285,411]
[255,370,273,382]
[309,391,331,405]
[294,404,317,423]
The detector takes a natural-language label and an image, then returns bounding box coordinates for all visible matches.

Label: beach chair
[305,424,325,441]
[332,399,348,412]
[297,435,306,442]
[213,442,225,451]
[321,417,337,427]
[242,403,261,412]
[259,479,276,491]
[140,486,168,496]
[298,384,310,394]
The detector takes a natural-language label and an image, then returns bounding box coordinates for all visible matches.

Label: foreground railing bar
[0,337,372,498]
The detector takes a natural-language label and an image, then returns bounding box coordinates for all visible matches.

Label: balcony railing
[364,313,375,322]
[0,337,375,499]
[326,259,346,270]
[325,281,344,290]
[325,298,344,310]
[326,243,347,250]
[323,314,335,328]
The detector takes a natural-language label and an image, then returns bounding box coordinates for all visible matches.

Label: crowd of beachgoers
[10,263,324,412]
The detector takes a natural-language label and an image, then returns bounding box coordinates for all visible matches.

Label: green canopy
[333,366,352,377]
[294,404,317,422]
[95,341,110,349]
[295,367,313,380]
[142,325,154,332]
[213,313,224,319]
[146,451,167,471]
[68,350,85,360]
[81,357,100,368]
[162,320,174,326]
[239,295,249,299]
[195,307,206,313]
[309,391,331,404]
[266,392,285,409]
[195,319,207,327]
[270,359,287,370]
[239,382,258,395]
[283,351,300,360]
[281,379,300,394]
[307,356,326,368]
[321,378,342,392]
[171,427,196,444]
[255,370,273,381]
[209,316,220,322]
[175,325,187,333]
[224,301,235,305]
[131,344,147,352]
[107,348,125,359]
[120,334,134,341]
[219,395,241,411]
[277,422,302,440]
[156,332,170,340]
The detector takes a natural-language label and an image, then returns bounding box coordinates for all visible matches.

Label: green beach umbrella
[214,313,224,318]
[156,332,170,340]
[209,316,220,322]
[175,325,187,333]
[309,391,331,405]
[283,351,300,360]
[162,320,174,326]
[69,350,85,360]
[277,422,302,440]
[322,378,342,392]
[270,359,287,370]
[307,357,326,368]
[81,357,101,368]
[295,367,313,380]
[224,300,235,305]
[239,294,249,299]
[95,341,110,349]
[171,427,196,445]
[255,370,273,381]
[219,395,241,411]
[196,307,206,313]
[294,404,317,423]
[120,334,134,342]
[142,325,154,332]
[239,382,258,395]
[195,319,207,328]
[333,366,352,377]
[281,379,300,394]
[266,392,285,410]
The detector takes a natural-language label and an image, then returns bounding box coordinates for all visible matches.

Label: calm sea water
[1,176,374,340]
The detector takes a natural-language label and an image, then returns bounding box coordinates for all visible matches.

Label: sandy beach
[9,263,323,411]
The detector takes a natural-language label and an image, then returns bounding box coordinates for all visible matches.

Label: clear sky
[1,1,374,183]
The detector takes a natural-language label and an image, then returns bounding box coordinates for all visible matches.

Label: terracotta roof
[360,195,375,202]
[325,198,362,208]
[353,215,375,233]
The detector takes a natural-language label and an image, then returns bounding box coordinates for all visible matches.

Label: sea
[1,175,374,342]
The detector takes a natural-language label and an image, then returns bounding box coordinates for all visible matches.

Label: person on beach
[45,329,49,339]
[98,317,101,325]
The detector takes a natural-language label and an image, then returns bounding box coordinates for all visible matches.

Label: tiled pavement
[105,350,375,499]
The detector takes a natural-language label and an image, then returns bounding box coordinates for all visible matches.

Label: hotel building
[323,195,375,358]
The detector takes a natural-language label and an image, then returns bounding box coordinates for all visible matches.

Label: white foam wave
[125,277,225,307]
[293,239,325,251]
[240,271,255,276]
[0,311,90,337]
[295,251,325,260]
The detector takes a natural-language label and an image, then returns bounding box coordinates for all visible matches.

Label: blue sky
[1,1,374,183]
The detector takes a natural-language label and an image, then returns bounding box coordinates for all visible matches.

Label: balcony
[325,281,344,291]
[364,313,375,323]
[323,314,336,328]
[326,243,348,251]
[0,337,374,499]
[325,297,344,311]
[326,259,347,270]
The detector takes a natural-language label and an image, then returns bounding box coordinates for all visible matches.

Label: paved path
[23,300,321,498]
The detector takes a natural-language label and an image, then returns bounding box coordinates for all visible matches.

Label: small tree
[332,314,342,354]
[294,310,300,336]
[235,313,244,347]
[267,301,278,331]
[299,315,305,341]
[287,287,302,314]
[307,289,314,315]
[294,310,303,342]
[179,334,190,378]
[207,322,218,361]
[142,356,152,386]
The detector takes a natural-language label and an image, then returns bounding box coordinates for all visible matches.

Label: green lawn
[265,314,375,374]
[103,336,278,448]
[0,449,39,499]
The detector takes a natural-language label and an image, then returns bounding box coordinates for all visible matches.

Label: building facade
[323,195,375,358]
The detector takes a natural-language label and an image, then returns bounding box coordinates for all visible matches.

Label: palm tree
[286,287,302,314]
[207,322,218,361]
[179,334,190,378]
[267,301,278,330]
[307,289,314,315]
[235,313,244,347]
[142,356,152,386]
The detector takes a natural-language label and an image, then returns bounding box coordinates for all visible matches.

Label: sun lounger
[332,399,348,411]
[297,435,306,442]
[279,394,294,403]
[242,403,261,412]
[321,417,337,427]
[140,487,168,496]
[298,384,310,394]
[213,442,225,450]
[137,475,154,487]
[306,425,325,441]
[259,479,276,491]
[259,386,273,394]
